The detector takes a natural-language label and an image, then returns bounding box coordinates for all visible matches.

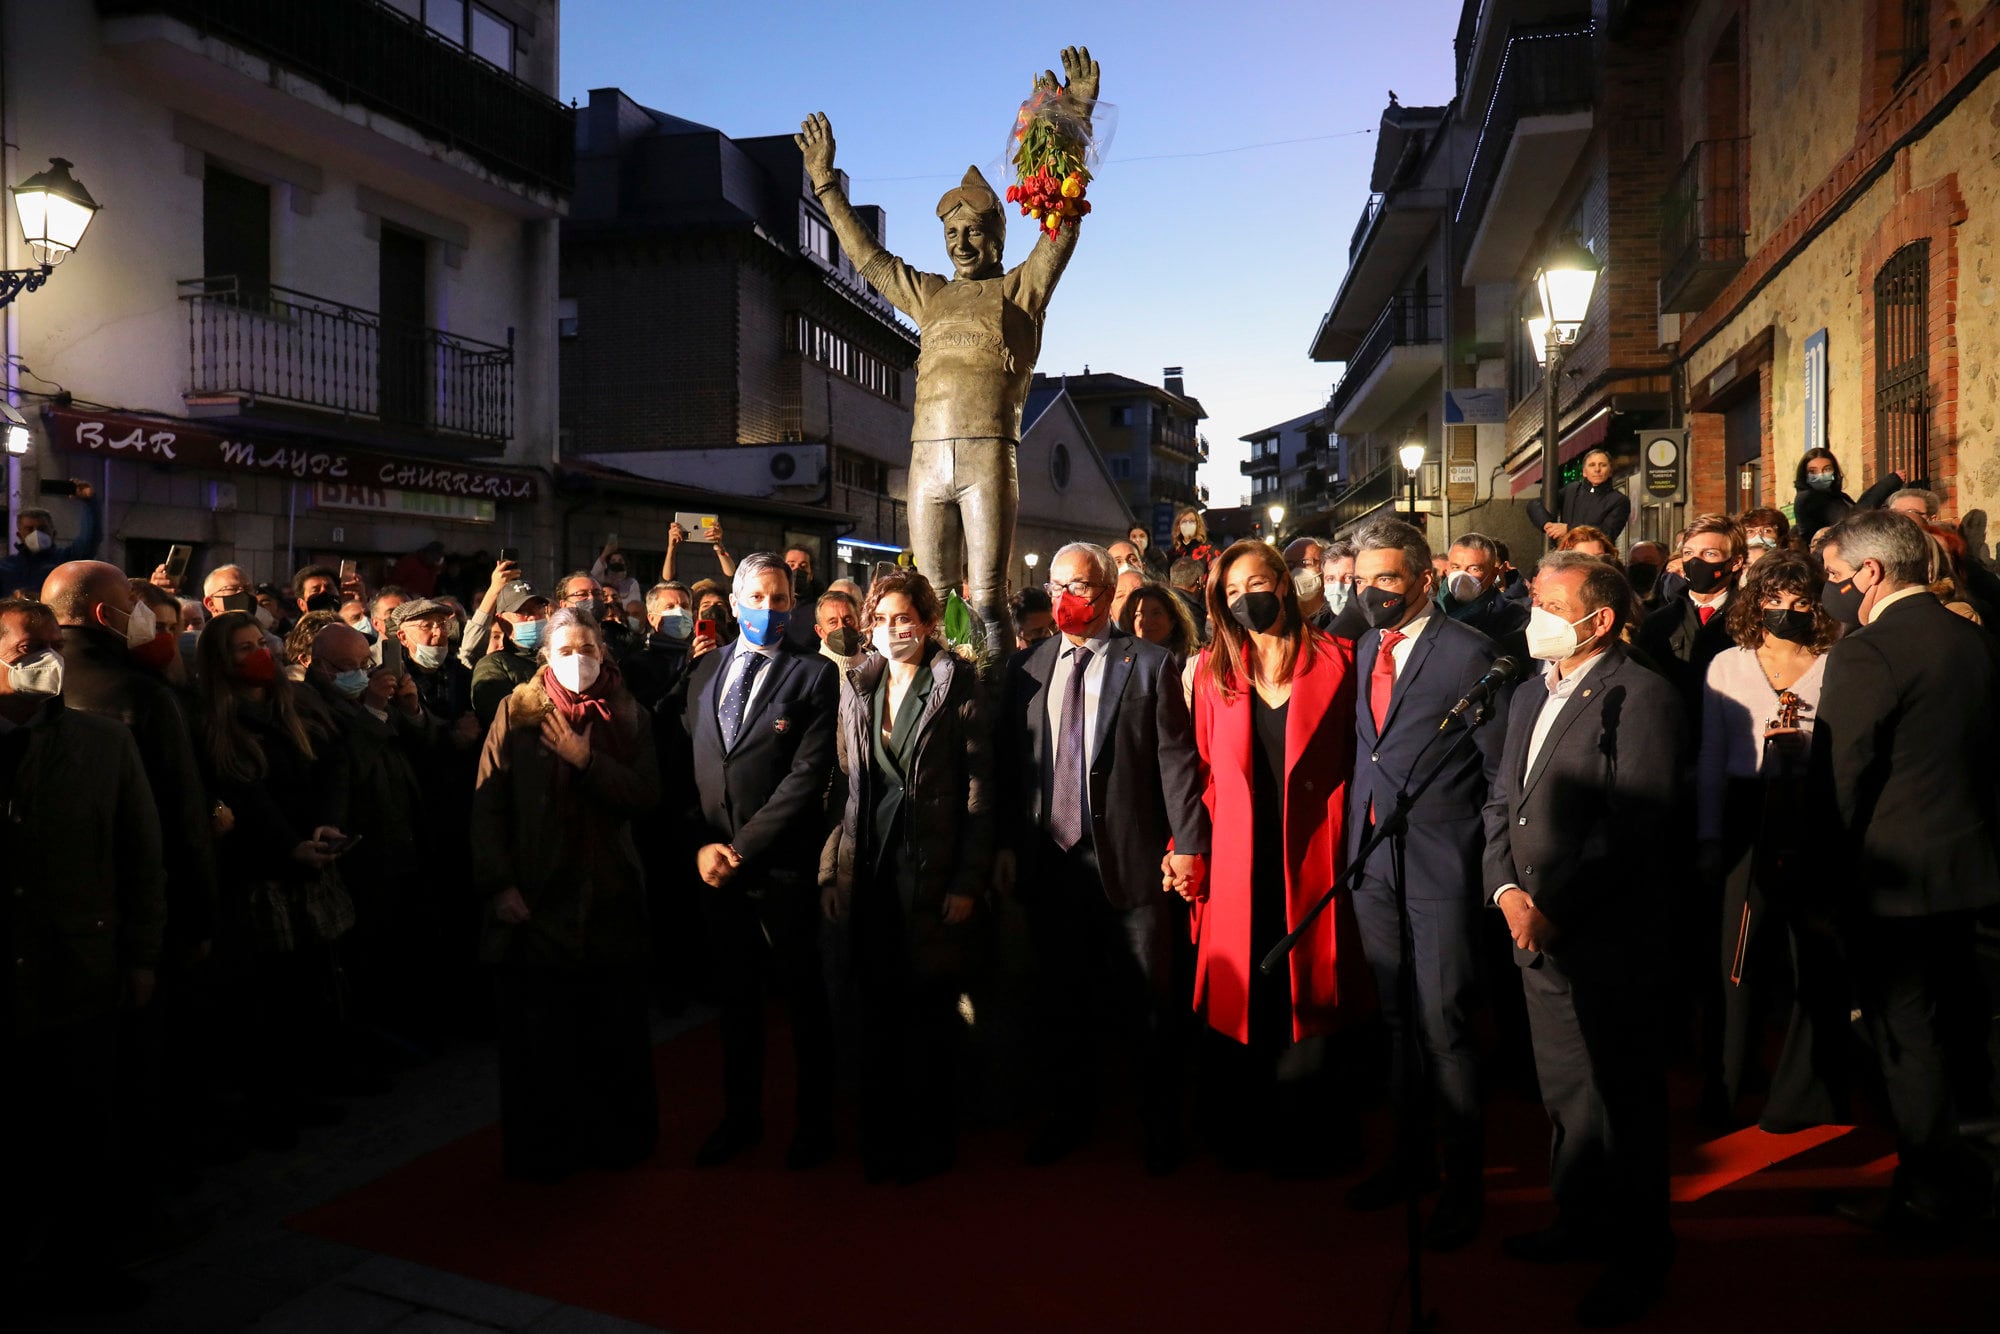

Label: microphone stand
[1261,700,1496,1334]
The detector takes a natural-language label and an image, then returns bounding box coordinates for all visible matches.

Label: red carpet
[294,1021,1998,1332]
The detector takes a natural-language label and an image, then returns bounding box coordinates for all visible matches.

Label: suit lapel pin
[1582,689,1592,698]
[774,717,791,733]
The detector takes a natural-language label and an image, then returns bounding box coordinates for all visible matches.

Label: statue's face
[942,210,1004,280]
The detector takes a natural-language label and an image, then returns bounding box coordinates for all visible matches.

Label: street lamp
[1398,439,1426,522]
[1267,503,1285,544]
[3,158,101,307]
[1,402,28,456]
[1023,551,1039,583]
[1530,230,1602,529]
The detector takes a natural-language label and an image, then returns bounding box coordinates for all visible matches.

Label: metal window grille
[1898,1,1930,83]
[1874,240,1931,481]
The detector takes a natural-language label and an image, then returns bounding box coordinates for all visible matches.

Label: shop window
[1874,240,1931,481]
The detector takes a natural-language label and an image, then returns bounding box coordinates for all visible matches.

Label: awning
[43,406,538,502]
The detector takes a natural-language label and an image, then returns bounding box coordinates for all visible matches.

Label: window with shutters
[1873,240,1930,482]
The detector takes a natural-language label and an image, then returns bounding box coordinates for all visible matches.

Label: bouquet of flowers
[1005,74,1095,240]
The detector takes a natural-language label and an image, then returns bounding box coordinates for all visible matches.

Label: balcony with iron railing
[1659,137,1749,314]
[1456,21,1597,262]
[1329,293,1444,429]
[1349,193,1386,263]
[99,0,574,195]
[1329,458,1397,532]
[181,277,514,444]
[1152,418,1205,462]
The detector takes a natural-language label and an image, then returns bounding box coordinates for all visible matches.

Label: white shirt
[720,634,783,722]
[1866,585,1925,622]
[1380,607,1434,679]
[1045,631,1112,768]
[1495,650,1609,905]
[1689,586,1730,613]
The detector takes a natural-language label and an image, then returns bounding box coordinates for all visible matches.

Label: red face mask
[236,646,278,685]
[132,631,178,671]
[1052,589,1101,636]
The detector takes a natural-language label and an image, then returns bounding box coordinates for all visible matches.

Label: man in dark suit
[995,541,1209,1173]
[1636,513,1744,729]
[1437,532,1530,661]
[1482,552,1682,1327]
[1817,511,2000,1229]
[1341,520,1508,1250]
[683,552,840,1170]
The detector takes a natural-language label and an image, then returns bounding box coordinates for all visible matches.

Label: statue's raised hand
[795,112,836,188]
[1053,45,1100,115]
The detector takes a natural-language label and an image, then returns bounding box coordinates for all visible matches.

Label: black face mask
[1360,586,1408,630]
[1820,576,1865,627]
[823,626,861,657]
[1682,556,1733,596]
[1627,561,1660,595]
[304,591,343,614]
[1762,607,1816,644]
[1227,591,1283,635]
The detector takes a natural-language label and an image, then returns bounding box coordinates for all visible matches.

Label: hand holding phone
[164,544,193,582]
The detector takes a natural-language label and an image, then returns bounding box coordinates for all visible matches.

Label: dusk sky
[560,0,1466,506]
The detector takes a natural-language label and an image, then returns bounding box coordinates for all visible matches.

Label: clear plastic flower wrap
[1003,74,1116,240]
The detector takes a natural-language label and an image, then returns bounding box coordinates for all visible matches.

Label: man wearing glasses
[993,542,1209,1175]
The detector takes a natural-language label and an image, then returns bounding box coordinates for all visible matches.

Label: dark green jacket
[821,645,992,955]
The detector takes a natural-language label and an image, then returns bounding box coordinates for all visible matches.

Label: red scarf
[541,657,621,730]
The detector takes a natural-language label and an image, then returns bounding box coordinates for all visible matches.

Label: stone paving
[21,1015,704,1334]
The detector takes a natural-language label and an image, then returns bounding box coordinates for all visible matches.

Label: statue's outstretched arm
[795,113,923,315]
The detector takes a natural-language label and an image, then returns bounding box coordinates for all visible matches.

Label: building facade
[3,0,567,590]
[1035,368,1209,540]
[1641,0,2000,534]
[557,88,920,584]
[1011,383,1139,593]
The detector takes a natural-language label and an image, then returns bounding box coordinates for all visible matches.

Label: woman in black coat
[1526,447,1631,544]
[819,569,992,1183]
[1790,447,1907,548]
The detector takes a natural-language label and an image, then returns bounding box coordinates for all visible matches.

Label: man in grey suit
[994,541,1209,1174]
[1482,552,1682,1328]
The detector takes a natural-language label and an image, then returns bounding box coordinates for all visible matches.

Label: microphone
[1442,656,1523,728]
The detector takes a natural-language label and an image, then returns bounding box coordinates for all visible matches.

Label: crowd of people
[4,444,1996,1327]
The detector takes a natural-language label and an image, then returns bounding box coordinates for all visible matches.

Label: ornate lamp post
[1398,439,1426,523]
[4,158,101,307]
[1267,503,1285,545]
[1530,231,1602,522]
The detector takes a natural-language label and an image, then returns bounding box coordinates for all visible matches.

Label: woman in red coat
[1179,538,1367,1172]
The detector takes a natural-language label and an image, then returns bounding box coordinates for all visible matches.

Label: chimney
[1163,366,1185,398]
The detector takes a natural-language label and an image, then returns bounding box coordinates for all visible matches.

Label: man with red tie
[1343,519,1512,1250]
[1636,513,1746,732]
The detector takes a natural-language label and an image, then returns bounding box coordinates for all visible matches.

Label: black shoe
[1026,1119,1090,1167]
[1575,1262,1666,1328]
[785,1125,836,1171]
[1423,1182,1484,1251]
[1501,1223,1604,1264]
[694,1118,763,1168]
[1345,1162,1438,1211]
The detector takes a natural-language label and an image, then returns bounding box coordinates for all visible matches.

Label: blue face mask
[1805,472,1837,492]
[332,668,370,698]
[737,605,791,647]
[511,618,545,651]
[655,608,693,641]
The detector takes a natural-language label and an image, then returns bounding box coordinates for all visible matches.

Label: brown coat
[4,700,167,1036]
[470,675,660,966]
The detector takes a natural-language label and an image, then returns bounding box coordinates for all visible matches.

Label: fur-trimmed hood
[504,674,644,735]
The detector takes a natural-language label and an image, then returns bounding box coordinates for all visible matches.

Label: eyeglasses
[1045,579,1101,601]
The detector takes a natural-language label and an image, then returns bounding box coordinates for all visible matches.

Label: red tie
[1697,604,1715,626]
[1371,629,1406,733]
